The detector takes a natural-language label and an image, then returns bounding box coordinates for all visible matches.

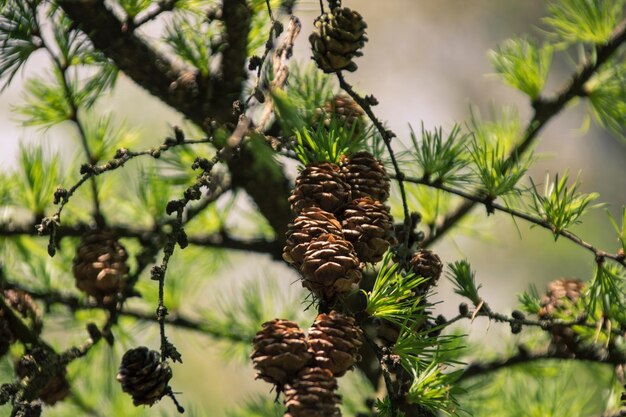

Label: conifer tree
[0,1,625,416]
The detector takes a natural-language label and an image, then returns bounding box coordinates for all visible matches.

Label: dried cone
[283,207,343,268]
[251,319,312,386]
[283,366,341,417]
[289,163,351,213]
[409,250,443,292]
[310,7,367,73]
[300,234,362,299]
[308,311,363,376]
[15,350,70,405]
[317,94,365,133]
[341,151,390,202]
[340,197,395,263]
[0,290,42,358]
[4,289,42,334]
[538,279,585,357]
[73,230,129,302]
[117,347,172,406]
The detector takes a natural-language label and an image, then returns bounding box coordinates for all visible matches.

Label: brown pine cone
[73,230,129,303]
[538,279,585,357]
[340,197,396,263]
[341,151,390,202]
[0,290,43,358]
[538,279,585,317]
[409,250,443,291]
[300,234,362,299]
[283,367,341,417]
[283,207,343,268]
[289,163,351,214]
[308,311,363,376]
[4,289,42,334]
[251,319,312,386]
[316,94,365,133]
[310,7,368,73]
[15,349,70,405]
[117,347,172,406]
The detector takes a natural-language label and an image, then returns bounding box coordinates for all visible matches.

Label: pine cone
[0,289,43,357]
[310,7,367,73]
[316,94,365,133]
[409,250,443,291]
[4,289,42,334]
[284,207,344,268]
[308,311,363,376]
[73,230,129,302]
[538,279,585,357]
[117,347,172,406]
[251,319,312,386]
[300,234,362,299]
[283,367,341,417]
[340,197,395,263]
[15,350,70,405]
[538,279,585,317]
[289,163,351,214]
[341,151,390,202]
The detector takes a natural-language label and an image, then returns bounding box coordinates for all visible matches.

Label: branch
[212,0,251,121]
[0,221,279,256]
[188,233,282,259]
[422,19,626,248]
[227,16,302,240]
[120,308,251,344]
[56,0,209,123]
[132,0,177,28]
[58,0,295,244]
[459,347,626,382]
[401,175,626,267]
[34,135,214,255]
[3,283,252,344]
[30,6,104,225]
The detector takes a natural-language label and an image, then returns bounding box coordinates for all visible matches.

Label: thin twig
[34,135,213,253]
[336,73,412,251]
[31,5,104,225]
[132,0,177,28]
[458,347,626,382]
[2,282,256,344]
[257,16,302,131]
[400,175,626,267]
[0,220,280,256]
[446,307,624,338]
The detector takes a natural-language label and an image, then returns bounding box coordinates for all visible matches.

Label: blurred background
[1,1,625,416]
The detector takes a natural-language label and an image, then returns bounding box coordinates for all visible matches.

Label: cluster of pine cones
[251,312,363,417]
[283,107,394,300]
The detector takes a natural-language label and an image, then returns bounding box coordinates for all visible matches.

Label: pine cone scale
[117,347,172,406]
